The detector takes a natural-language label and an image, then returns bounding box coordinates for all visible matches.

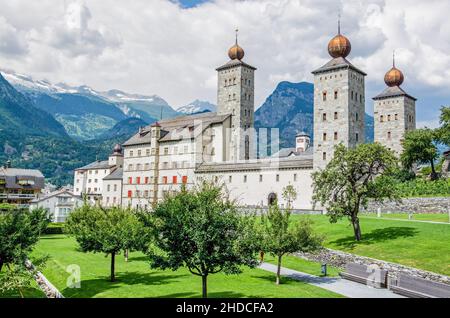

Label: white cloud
[0,0,448,124]
[0,16,28,56]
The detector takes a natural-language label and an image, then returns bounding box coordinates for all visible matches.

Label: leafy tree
[143,182,260,298]
[436,106,450,146]
[0,208,49,272]
[66,205,146,282]
[262,203,322,284]
[401,128,440,180]
[312,143,399,241]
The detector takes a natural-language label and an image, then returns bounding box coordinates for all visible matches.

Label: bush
[395,178,450,197]
[44,223,65,234]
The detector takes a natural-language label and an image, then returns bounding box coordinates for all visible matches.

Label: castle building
[74,25,412,211]
[373,55,417,155]
[312,22,366,170]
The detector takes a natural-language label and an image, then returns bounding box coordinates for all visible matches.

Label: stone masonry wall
[362,196,450,214]
[295,248,450,285]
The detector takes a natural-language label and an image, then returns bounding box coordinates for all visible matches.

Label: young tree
[282,184,297,209]
[143,182,260,298]
[401,128,440,180]
[66,205,146,282]
[312,143,399,241]
[262,203,322,285]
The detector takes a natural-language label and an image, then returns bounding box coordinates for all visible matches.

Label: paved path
[259,263,405,298]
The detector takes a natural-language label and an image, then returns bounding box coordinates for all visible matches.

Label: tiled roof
[76,160,111,170]
[122,112,231,146]
[312,57,367,76]
[104,168,123,180]
[372,85,417,101]
[0,167,45,190]
[216,59,257,71]
[31,189,78,203]
[272,147,313,158]
[195,156,313,173]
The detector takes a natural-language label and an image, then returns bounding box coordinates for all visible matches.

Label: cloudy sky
[0,0,449,127]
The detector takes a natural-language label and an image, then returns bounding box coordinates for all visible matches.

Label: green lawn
[264,254,340,277]
[361,213,450,223]
[30,235,342,298]
[291,215,450,276]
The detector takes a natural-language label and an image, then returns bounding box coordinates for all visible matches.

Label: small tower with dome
[312,17,366,170]
[373,52,417,155]
[216,29,257,161]
[108,144,124,167]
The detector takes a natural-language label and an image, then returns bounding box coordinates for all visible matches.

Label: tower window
[388,114,391,121]
[334,91,338,99]
[355,113,359,121]
[395,114,398,120]
[225,79,228,86]
[323,133,327,141]
[334,112,338,120]
[322,113,327,121]
[323,152,327,160]
[322,92,327,101]
[244,175,247,183]
[259,175,263,182]
[356,133,359,142]
[276,174,280,182]
[334,132,338,140]
[355,93,358,101]
[229,175,232,183]
[228,95,231,101]
[360,95,363,103]
[387,132,391,140]
[351,91,354,100]
[380,115,384,122]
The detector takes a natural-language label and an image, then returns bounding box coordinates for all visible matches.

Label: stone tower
[312,21,366,170]
[373,54,416,155]
[216,30,256,161]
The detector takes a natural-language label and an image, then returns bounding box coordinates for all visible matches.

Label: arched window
[268,193,277,206]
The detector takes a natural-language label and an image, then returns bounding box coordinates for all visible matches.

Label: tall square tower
[216,35,256,161]
[312,26,366,171]
[373,59,416,155]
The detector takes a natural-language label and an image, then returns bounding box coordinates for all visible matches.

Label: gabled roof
[0,167,45,190]
[76,160,111,171]
[216,59,257,71]
[372,85,417,101]
[104,168,123,181]
[312,57,367,76]
[31,188,80,203]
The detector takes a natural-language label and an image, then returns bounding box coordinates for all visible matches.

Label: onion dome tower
[327,19,352,59]
[384,53,404,87]
[228,30,245,60]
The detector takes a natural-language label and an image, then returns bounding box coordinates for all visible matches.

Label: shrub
[44,223,65,235]
[395,178,450,197]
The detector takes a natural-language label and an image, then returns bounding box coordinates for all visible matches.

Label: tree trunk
[124,249,129,262]
[352,217,362,241]
[430,159,438,180]
[202,274,208,298]
[0,260,3,272]
[110,252,116,282]
[276,255,282,285]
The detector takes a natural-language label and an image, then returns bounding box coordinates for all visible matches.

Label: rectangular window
[323,133,327,141]
[395,114,398,120]
[322,92,327,101]
[259,175,263,182]
[107,185,111,191]
[244,175,247,183]
[380,115,384,122]
[173,176,178,184]
[334,91,338,99]
[128,177,132,184]
[334,112,338,120]
[164,147,169,155]
[334,132,338,140]
[182,176,188,184]
[294,174,297,182]
[229,176,232,183]
[388,132,391,140]
[162,176,168,184]
[127,190,132,198]
[276,175,280,182]
[145,177,149,184]
[323,152,327,160]
[322,113,327,121]
[388,114,391,121]
[356,133,359,142]
[146,149,150,156]
[136,177,141,184]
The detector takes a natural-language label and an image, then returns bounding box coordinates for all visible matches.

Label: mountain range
[0,69,376,186]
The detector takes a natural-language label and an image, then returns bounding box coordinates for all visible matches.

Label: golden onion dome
[328,34,351,58]
[384,52,404,87]
[228,44,245,60]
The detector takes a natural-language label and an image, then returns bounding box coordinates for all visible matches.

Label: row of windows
[106,184,119,192]
[127,176,188,185]
[80,169,108,176]
[321,90,364,103]
[128,145,192,158]
[227,93,252,101]
[105,196,119,204]
[379,114,414,123]
[321,112,360,122]
[200,173,300,184]
[224,78,251,87]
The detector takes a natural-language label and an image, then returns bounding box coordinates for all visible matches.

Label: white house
[30,188,83,223]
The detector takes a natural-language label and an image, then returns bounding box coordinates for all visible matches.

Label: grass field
[291,215,450,276]
[0,273,45,298]
[264,254,340,277]
[30,235,342,298]
[361,213,450,223]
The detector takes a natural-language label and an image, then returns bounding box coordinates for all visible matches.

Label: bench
[390,273,450,298]
[339,263,388,288]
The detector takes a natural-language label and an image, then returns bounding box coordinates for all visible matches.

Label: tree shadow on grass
[61,271,186,298]
[330,226,419,249]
